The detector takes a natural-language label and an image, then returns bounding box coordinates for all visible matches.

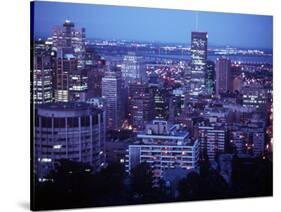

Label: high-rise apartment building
[126,120,200,185]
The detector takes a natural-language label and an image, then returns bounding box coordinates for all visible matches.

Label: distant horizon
[34,35,273,51]
[32,1,273,50]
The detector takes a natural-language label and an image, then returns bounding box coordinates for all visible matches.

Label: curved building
[34,102,105,178]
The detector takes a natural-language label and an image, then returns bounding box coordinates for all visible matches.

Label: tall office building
[51,20,86,69]
[102,71,124,129]
[34,102,106,179]
[121,52,145,87]
[215,58,232,95]
[190,32,208,96]
[52,47,88,102]
[126,120,200,185]
[33,42,54,104]
[50,20,88,102]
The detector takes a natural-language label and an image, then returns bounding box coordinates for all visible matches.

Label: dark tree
[34,160,95,210]
[178,171,201,200]
[130,163,153,197]
[178,157,229,201]
[231,156,273,197]
[34,160,128,210]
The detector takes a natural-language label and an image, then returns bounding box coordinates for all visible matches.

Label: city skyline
[32,1,273,49]
[31,2,273,210]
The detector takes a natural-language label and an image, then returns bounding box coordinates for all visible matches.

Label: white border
[0,0,280,211]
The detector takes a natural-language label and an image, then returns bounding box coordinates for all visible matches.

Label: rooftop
[36,102,102,113]
[137,120,190,144]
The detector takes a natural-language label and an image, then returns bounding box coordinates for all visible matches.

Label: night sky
[33,1,273,49]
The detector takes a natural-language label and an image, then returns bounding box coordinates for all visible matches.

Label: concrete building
[34,102,106,179]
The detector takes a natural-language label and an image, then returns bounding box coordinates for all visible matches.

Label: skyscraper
[50,21,88,102]
[102,71,124,129]
[190,32,208,96]
[52,20,86,69]
[215,58,232,95]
